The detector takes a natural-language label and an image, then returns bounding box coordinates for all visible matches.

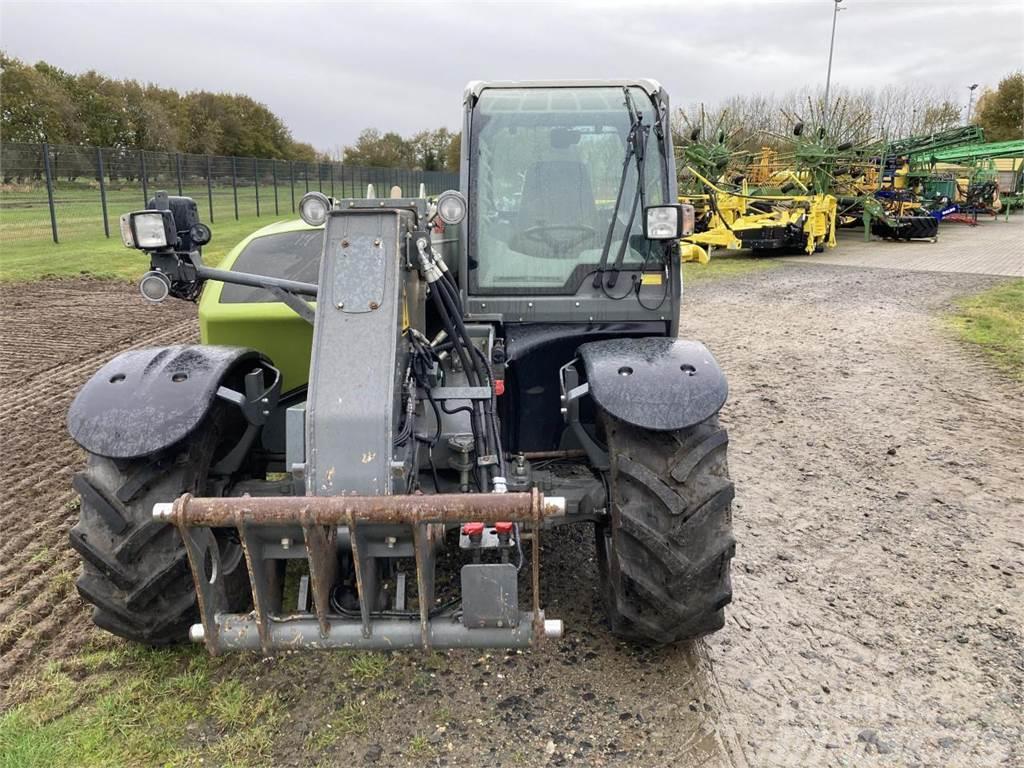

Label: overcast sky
[2,0,1022,150]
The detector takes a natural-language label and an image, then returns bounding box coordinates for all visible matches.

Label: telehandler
[67,81,735,653]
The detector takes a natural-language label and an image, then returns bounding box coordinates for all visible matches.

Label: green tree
[0,54,76,143]
[0,52,330,161]
[974,72,1024,141]
[70,70,133,147]
[286,141,321,163]
[409,128,456,171]
[218,94,293,157]
[342,128,415,167]
[179,92,226,154]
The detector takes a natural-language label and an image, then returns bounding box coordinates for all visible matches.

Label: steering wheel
[522,224,596,252]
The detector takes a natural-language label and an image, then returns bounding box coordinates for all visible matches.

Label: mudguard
[67,345,269,459]
[576,337,727,431]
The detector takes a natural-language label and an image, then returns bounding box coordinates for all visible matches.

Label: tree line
[3,52,1016,176]
[332,128,460,172]
[0,53,322,161]
[0,53,462,171]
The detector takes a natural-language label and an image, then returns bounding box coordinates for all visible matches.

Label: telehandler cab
[67,80,735,653]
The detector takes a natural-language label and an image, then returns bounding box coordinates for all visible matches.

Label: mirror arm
[193,264,319,297]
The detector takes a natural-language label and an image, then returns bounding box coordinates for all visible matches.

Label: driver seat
[512,160,598,257]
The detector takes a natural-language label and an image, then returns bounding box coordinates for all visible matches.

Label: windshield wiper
[592,87,650,291]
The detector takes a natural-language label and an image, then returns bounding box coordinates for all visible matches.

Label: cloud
[1,0,1021,149]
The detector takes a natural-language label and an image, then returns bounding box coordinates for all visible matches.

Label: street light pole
[823,0,845,129]
[966,83,979,124]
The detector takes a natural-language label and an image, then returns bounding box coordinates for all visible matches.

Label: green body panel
[923,179,956,199]
[198,219,320,391]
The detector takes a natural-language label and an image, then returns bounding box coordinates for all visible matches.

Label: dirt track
[1,230,1021,766]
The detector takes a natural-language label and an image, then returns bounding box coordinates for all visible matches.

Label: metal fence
[0,142,459,245]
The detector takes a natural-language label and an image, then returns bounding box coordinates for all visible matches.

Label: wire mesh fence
[0,142,459,246]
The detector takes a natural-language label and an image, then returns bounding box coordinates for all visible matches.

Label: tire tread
[599,413,735,644]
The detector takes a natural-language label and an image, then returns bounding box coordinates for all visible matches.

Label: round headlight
[139,271,171,303]
[299,192,330,227]
[436,190,466,225]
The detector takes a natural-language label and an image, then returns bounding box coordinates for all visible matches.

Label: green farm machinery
[66,81,736,654]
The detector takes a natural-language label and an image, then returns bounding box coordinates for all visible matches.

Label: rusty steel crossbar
[154,489,564,654]
[154,488,562,527]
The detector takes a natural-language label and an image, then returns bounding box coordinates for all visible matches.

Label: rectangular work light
[644,204,695,240]
[119,210,177,250]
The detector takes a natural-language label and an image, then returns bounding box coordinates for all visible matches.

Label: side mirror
[644,204,695,240]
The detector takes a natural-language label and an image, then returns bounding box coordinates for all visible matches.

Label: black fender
[576,337,727,432]
[67,345,274,459]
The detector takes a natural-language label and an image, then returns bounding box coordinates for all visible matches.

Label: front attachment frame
[155,490,565,653]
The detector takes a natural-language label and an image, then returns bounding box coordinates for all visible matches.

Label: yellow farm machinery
[678,169,837,264]
[675,116,840,262]
[673,110,1021,258]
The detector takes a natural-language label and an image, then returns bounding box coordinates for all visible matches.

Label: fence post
[329,163,335,197]
[253,158,260,217]
[231,156,239,220]
[273,161,280,215]
[96,147,109,238]
[140,151,149,206]
[42,142,59,244]
[175,153,183,196]
[206,155,214,223]
[290,161,296,212]
[304,163,309,193]
[317,162,323,193]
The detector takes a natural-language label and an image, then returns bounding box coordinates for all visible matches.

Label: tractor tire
[69,408,249,645]
[596,412,735,644]
[871,215,938,241]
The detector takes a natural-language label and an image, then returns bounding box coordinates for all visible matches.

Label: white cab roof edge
[464,79,663,104]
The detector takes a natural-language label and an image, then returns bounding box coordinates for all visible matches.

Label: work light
[120,210,177,249]
[299,192,331,227]
[644,204,694,240]
[139,270,172,303]
[435,190,467,225]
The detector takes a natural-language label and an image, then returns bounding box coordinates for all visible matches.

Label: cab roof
[465,79,663,103]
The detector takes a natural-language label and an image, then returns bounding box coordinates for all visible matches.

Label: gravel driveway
[684,257,1022,767]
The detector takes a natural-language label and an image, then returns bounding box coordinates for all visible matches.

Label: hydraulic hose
[434,274,503,486]
[427,280,488,490]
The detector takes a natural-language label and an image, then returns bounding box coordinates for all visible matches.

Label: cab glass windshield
[469,86,667,293]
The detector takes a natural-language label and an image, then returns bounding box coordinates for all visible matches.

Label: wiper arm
[606,180,642,289]
[591,134,636,289]
[592,87,649,290]
[607,90,650,288]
